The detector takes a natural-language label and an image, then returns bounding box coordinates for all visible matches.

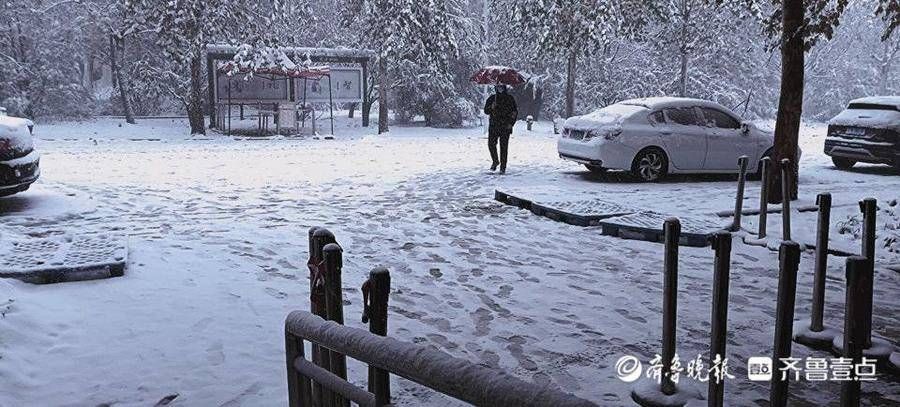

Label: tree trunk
[378,57,389,134]
[767,0,803,204]
[565,51,576,118]
[109,35,136,124]
[348,102,357,118]
[678,0,690,97]
[187,55,206,135]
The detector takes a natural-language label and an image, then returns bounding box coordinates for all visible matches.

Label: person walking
[483,84,518,174]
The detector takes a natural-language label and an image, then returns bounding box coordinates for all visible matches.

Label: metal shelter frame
[217,64,334,136]
[206,45,375,135]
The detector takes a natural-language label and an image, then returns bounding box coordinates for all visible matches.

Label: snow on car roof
[619,97,727,110]
[564,103,646,130]
[848,96,900,109]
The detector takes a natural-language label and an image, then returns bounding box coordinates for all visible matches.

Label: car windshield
[847,103,898,112]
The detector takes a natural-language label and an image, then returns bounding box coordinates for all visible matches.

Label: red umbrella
[470,66,526,85]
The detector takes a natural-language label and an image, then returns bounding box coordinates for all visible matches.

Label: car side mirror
[740,121,751,135]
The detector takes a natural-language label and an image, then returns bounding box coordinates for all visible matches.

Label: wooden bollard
[661,219,680,395]
[840,256,872,407]
[730,156,749,232]
[794,193,837,349]
[769,241,801,407]
[310,227,336,406]
[323,243,349,407]
[780,159,792,241]
[758,157,771,239]
[363,268,392,406]
[708,232,732,407]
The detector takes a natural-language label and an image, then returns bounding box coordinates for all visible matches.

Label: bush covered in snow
[837,199,900,254]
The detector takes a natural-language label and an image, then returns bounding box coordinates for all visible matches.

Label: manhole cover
[0,233,127,284]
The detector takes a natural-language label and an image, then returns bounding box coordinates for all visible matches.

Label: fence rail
[285,310,596,407]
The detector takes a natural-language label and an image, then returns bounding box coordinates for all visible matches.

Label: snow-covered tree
[343,0,469,132]
[506,0,651,118]
[125,0,307,134]
[0,1,95,119]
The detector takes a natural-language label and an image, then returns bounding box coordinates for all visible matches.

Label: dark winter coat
[484,93,518,135]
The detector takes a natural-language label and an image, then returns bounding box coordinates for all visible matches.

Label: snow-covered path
[1,119,898,406]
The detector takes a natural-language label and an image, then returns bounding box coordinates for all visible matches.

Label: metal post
[810,193,831,331]
[731,156,749,232]
[758,157,771,239]
[840,256,871,407]
[769,241,801,407]
[661,219,680,395]
[364,268,392,406]
[323,243,348,407]
[780,159,792,241]
[361,60,369,127]
[328,74,335,136]
[859,198,876,348]
[708,232,731,407]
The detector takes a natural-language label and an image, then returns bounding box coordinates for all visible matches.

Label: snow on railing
[286,226,595,407]
[285,311,596,407]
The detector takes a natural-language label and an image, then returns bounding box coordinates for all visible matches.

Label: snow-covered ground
[0,117,898,406]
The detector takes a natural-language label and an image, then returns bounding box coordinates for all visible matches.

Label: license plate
[844,127,867,136]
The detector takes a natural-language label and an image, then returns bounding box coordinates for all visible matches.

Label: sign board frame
[295,67,363,103]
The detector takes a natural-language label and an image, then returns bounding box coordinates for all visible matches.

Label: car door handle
[661,131,672,135]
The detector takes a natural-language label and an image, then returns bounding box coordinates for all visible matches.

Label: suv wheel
[632,148,668,182]
[832,157,856,170]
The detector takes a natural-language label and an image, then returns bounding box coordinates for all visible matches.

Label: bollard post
[840,256,872,407]
[769,241,801,407]
[661,219,680,395]
[323,243,349,407]
[526,115,534,131]
[810,193,832,331]
[793,193,838,349]
[309,227,336,407]
[859,198,876,348]
[780,159,792,241]
[708,232,732,407]
[758,157,771,239]
[632,219,702,407]
[730,156,749,232]
[363,268,392,406]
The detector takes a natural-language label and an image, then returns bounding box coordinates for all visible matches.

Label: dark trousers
[488,131,510,170]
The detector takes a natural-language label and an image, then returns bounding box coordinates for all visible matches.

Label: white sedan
[557,97,774,181]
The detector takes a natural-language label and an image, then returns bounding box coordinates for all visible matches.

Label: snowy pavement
[0,118,898,406]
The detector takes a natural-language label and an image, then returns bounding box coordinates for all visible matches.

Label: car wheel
[832,157,856,170]
[585,164,606,174]
[632,148,668,182]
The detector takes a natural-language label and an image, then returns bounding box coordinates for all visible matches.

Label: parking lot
[0,119,898,406]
